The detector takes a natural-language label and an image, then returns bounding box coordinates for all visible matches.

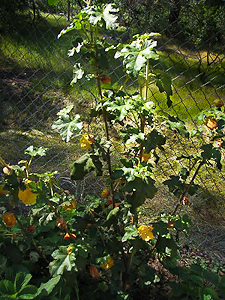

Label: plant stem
[139,116,145,163]
[145,59,149,101]
[96,74,115,207]
[172,160,204,215]
[15,214,49,263]
[0,157,8,167]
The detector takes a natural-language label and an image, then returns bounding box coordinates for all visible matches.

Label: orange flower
[100,256,114,271]
[101,188,110,198]
[67,246,73,255]
[205,118,218,130]
[101,75,111,85]
[56,217,67,230]
[80,134,94,150]
[63,233,76,240]
[2,212,16,228]
[0,184,8,196]
[89,265,99,278]
[18,181,37,206]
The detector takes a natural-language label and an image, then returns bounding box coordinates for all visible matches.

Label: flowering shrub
[0,2,225,300]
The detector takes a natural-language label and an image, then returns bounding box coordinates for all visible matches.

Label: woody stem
[96,74,115,207]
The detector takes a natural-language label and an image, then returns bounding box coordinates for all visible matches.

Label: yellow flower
[67,246,73,255]
[80,134,94,150]
[2,212,16,228]
[101,188,110,198]
[141,148,151,162]
[138,225,154,241]
[63,200,77,211]
[100,256,114,271]
[18,181,37,206]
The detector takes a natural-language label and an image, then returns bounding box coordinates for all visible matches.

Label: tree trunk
[168,0,181,25]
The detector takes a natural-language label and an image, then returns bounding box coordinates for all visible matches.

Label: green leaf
[106,98,133,122]
[71,63,84,84]
[124,176,157,210]
[201,144,222,170]
[58,23,76,39]
[219,275,225,288]
[102,4,119,29]
[155,236,178,258]
[155,72,172,96]
[49,247,77,277]
[203,270,219,286]
[56,105,74,117]
[106,207,120,220]
[143,129,166,152]
[98,282,108,292]
[39,212,55,226]
[71,154,102,181]
[166,116,189,138]
[52,113,83,142]
[17,285,38,299]
[71,154,90,180]
[37,276,61,298]
[0,280,15,296]
[122,225,138,242]
[24,146,48,157]
[115,35,159,76]
[14,273,32,293]
[186,274,204,287]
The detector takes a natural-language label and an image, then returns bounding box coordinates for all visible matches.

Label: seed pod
[168,221,175,228]
[89,265,99,278]
[101,75,111,85]
[63,233,76,240]
[3,166,13,175]
[27,225,36,232]
[214,99,224,108]
[56,217,67,230]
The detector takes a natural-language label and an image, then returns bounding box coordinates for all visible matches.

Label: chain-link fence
[1,0,225,207]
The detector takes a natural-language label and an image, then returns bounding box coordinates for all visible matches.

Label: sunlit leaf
[49,247,77,277]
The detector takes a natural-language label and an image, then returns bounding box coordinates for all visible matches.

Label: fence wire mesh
[0,0,225,212]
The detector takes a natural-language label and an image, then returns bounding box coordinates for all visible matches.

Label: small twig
[172,160,204,215]
[15,214,49,263]
[96,74,115,207]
